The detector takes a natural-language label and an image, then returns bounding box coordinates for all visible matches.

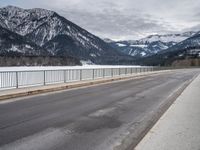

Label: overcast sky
[1,0,200,40]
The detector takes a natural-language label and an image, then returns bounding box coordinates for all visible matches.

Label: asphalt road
[0,69,199,150]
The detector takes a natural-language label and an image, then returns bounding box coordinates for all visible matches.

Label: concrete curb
[0,70,171,101]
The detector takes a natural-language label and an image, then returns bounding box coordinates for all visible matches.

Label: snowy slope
[109,40,176,57]
[0,25,49,56]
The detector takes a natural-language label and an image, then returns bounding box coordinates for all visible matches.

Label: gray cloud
[57,3,176,40]
[1,0,200,40]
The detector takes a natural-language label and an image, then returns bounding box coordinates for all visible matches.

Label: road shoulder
[135,74,200,150]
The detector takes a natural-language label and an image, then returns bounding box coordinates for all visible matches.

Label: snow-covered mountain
[161,31,200,53]
[135,31,200,66]
[109,32,197,57]
[0,6,129,64]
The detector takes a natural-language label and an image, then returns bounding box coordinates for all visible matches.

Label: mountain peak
[1,5,25,14]
[0,6,55,37]
[1,5,54,17]
[27,7,54,17]
[3,5,22,10]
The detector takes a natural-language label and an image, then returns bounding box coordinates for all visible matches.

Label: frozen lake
[0,65,143,72]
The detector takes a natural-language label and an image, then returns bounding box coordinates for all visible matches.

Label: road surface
[0,69,199,150]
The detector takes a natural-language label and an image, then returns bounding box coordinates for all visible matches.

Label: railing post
[80,69,82,81]
[16,72,18,88]
[119,68,120,76]
[93,69,95,80]
[44,70,46,85]
[111,68,114,77]
[64,70,66,83]
[103,68,105,78]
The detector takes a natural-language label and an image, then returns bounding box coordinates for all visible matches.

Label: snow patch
[10,45,21,52]
[90,53,97,57]
[141,52,146,56]
[25,45,32,49]
[130,44,147,48]
[116,43,127,47]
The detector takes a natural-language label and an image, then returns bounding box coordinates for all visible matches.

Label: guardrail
[0,66,154,90]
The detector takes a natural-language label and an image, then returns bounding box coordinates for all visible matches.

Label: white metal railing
[0,66,154,90]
